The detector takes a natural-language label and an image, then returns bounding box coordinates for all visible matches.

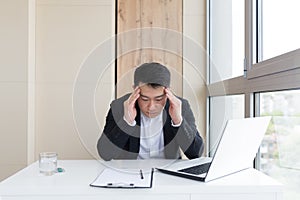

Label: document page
[90,168,154,188]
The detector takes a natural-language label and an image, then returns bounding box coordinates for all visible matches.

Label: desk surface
[0,159,283,200]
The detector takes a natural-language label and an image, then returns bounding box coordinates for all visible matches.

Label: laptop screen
[205,117,271,182]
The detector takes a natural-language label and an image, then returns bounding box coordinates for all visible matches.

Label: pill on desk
[56,167,65,173]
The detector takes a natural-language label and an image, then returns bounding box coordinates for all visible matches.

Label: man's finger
[128,87,140,105]
[165,88,177,103]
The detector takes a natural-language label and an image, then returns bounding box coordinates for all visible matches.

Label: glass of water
[39,152,57,176]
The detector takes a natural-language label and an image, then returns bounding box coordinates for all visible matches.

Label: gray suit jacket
[97,93,204,160]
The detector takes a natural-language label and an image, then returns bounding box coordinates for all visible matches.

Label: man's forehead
[139,84,164,90]
[140,92,165,98]
[140,88,165,98]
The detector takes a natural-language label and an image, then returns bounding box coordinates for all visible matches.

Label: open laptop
[156,116,271,182]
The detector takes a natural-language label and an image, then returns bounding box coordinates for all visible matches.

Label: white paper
[90,168,153,188]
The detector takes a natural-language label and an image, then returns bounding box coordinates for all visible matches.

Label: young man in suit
[97,62,204,160]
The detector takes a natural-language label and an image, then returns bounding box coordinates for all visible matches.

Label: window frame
[207,0,300,153]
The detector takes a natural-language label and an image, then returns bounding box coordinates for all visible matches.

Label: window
[209,95,244,156]
[261,0,300,61]
[209,0,244,83]
[207,0,300,199]
[249,0,300,78]
[259,90,300,200]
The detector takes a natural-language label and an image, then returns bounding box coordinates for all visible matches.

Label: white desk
[0,160,282,200]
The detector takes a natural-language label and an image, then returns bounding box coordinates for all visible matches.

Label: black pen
[139,169,144,179]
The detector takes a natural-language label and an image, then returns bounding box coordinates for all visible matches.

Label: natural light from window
[210,0,244,83]
[262,0,300,60]
[259,90,300,200]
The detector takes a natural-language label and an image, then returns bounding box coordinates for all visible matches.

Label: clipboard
[90,168,154,188]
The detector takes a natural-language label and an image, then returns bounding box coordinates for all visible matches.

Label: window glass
[259,90,300,200]
[209,95,244,156]
[210,0,244,83]
[261,0,300,61]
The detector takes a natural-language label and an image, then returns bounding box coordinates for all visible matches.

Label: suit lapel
[128,103,141,155]
[163,100,173,146]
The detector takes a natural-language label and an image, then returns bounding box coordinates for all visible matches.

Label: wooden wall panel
[117,0,183,97]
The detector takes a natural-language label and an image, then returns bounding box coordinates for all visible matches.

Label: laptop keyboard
[178,162,211,175]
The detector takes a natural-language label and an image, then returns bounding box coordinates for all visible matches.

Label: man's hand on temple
[165,88,182,125]
[123,87,140,124]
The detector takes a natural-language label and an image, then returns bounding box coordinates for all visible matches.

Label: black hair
[133,62,171,88]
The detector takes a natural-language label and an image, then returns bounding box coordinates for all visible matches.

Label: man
[97,62,204,160]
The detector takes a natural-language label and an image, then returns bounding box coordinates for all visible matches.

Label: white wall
[0,0,30,180]
[0,0,115,181]
[183,0,207,150]
[35,0,114,160]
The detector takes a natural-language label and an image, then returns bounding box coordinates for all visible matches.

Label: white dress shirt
[123,110,183,159]
[137,112,165,159]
